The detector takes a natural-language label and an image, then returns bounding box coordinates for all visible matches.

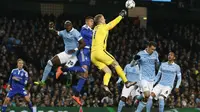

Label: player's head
[85,16,94,28]
[64,20,73,32]
[94,14,106,25]
[17,58,24,69]
[168,51,176,62]
[130,55,138,67]
[146,41,157,55]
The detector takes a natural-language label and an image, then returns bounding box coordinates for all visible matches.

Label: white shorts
[141,80,154,92]
[152,84,172,99]
[121,84,140,98]
[57,51,77,67]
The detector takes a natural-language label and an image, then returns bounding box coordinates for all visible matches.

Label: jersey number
[93,30,96,39]
[67,60,74,66]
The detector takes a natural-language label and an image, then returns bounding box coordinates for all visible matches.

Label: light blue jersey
[58,28,82,53]
[155,62,182,88]
[117,64,140,83]
[137,50,159,81]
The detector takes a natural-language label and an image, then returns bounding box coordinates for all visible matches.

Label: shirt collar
[67,28,74,33]
[168,61,175,65]
[83,25,92,30]
[17,68,24,71]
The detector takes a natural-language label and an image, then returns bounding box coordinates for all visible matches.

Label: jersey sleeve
[57,31,63,37]
[175,65,182,88]
[74,29,83,41]
[8,69,14,85]
[154,63,162,83]
[156,51,160,64]
[81,28,92,39]
[24,72,28,85]
[106,16,122,30]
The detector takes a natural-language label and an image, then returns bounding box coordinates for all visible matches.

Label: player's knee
[159,96,164,100]
[151,92,156,98]
[47,60,53,66]
[144,91,150,98]
[102,66,112,74]
[4,97,10,104]
[51,56,60,65]
[82,65,88,71]
[121,96,126,102]
[111,60,119,67]
[82,71,89,78]
[25,96,30,102]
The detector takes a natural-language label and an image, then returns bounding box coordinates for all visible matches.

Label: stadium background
[0,0,200,111]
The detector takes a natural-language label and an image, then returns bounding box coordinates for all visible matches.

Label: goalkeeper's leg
[111,60,137,88]
[101,66,112,94]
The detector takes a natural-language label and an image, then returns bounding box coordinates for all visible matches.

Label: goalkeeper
[91,10,137,94]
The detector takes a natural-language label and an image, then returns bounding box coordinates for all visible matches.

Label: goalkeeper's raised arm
[106,10,127,30]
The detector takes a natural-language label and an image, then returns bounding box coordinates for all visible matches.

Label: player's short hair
[169,51,176,57]
[147,41,157,47]
[85,16,93,20]
[94,14,103,25]
[17,58,24,63]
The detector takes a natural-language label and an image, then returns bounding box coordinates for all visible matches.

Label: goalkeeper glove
[119,9,127,18]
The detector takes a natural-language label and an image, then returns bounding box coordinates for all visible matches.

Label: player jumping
[117,57,140,112]
[134,41,159,112]
[146,51,181,112]
[1,59,33,112]
[34,20,85,85]
[91,10,136,94]
[56,17,94,105]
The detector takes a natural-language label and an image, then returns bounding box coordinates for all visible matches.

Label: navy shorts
[7,89,27,99]
[78,48,91,67]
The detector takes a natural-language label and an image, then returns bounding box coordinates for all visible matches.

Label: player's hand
[12,76,20,81]
[49,22,55,30]
[175,88,179,93]
[68,49,76,54]
[119,9,127,18]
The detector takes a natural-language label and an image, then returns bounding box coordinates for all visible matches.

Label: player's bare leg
[24,95,33,112]
[34,55,61,85]
[1,97,10,112]
[101,66,113,95]
[111,60,137,88]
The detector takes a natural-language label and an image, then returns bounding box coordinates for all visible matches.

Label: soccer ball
[125,0,136,9]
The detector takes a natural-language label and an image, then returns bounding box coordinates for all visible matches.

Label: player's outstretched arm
[49,22,59,35]
[106,10,127,30]
[78,39,86,50]
[68,30,86,54]
[154,64,162,84]
[175,67,182,89]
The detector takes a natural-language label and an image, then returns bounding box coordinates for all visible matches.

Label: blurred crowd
[0,15,200,109]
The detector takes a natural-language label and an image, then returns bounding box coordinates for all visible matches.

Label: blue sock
[146,96,153,112]
[65,66,86,73]
[2,105,7,112]
[159,98,165,112]
[76,77,86,92]
[41,62,52,82]
[135,101,146,112]
[117,100,125,112]
[28,101,33,112]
